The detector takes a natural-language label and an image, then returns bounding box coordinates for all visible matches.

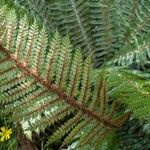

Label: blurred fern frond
[109,43,150,68]
[117,119,150,150]
[14,0,150,68]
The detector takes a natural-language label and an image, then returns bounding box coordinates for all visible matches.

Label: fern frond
[30,25,48,74]
[109,0,150,68]
[15,0,150,68]
[108,68,150,122]
[110,43,150,67]
[47,112,82,145]
[23,20,39,66]
[15,0,55,31]
[61,118,93,147]
[89,0,122,67]
[14,14,29,60]
[67,49,83,97]
[78,123,104,147]
[0,5,7,31]
[44,31,61,80]
[119,0,150,43]
[0,6,129,148]
[5,9,18,52]
[55,37,71,88]
[15,0,113,67]
[16,0,94,56]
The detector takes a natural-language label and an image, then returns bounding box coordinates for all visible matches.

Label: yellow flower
[0,127,12,142]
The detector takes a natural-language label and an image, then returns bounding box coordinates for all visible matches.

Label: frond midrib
[70,0,92,53]
[0,43,118,128]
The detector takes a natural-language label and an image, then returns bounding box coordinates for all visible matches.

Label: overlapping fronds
[88,0,122,67]
[109,0,150,68]
[118,0,150,45]
[13,0,121,67]
[15,0,94,58]
[0,6,130,148]
[117,119,150,150]
[14,0,150,68]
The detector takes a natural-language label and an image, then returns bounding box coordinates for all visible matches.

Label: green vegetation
[0,0,150,149]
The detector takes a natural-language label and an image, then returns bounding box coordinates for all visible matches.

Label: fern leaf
[78,123,102,147]
[44,31,61,80]
[14,14,29,59]
[23,20,39,66]
[78,56,92,104]
[61,118,92,148]
[108,68,150,122]
[67,49,83,97]
[109,0,150,68]
[5,9,18,52]
[0,7,129,148]
[110,43,150,67]
[47,112,82,145]
[55,36,71,88]
[30,25,48,74]
[16,0,150,68]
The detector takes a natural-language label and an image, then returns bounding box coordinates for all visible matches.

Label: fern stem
[0,43,123,128]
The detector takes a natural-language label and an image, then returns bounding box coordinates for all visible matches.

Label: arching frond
[0,6,129,148]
